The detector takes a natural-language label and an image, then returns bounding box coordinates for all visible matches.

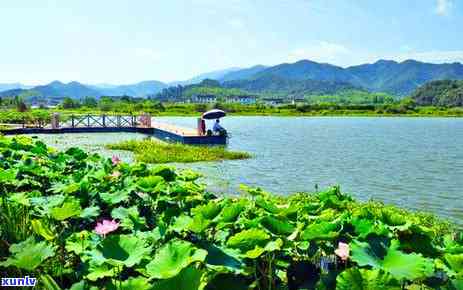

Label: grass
[106,138,251,163]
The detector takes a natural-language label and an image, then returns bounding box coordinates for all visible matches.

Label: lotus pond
[0,136,462,289]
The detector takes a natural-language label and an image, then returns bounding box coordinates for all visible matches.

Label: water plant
[106,139,251,163]
[0,135,462,289]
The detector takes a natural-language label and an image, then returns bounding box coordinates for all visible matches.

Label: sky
[0,0,461,85]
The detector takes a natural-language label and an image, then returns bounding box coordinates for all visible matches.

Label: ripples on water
[34,117,463,226]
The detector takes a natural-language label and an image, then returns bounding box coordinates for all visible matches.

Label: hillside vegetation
[411,80,463,107]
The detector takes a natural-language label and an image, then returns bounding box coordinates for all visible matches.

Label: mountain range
[1,59,463,99]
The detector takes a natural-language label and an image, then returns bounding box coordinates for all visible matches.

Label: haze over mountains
[1,59,463,99]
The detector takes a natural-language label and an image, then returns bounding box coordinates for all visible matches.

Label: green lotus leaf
[137,175,164,191]
[192,201,222,220]
[80,206,101,219]
[151,165,177,181]
[50,182,80,194]
[8,192,30,206]
[351,240,434,280]
[381,209,407,226]
[152,266,203,290]
[99,191,130,205]
[108,276,152,290]
[50,198,82,220]
[300,221,340,241]
[351,217,389,238]
[227,228,270,251]
[381,242,434,280]
[255,196,280,214]
[260,215,295,236]
[336,268,400,290]
[111,206,146,230]
[0,237,55,271]
[190,214,212,234]
[200,241,243,271]
[171,215,194,233]
[351,240,383,268]
[0,168,18,182]
[99,234,151,267]
[31,219,55,241]
[245,238,283,259]
[68,281,86,290]
[146,240,207,279]
[86,262,117,281]
[215,200,245,223]
[444,253,463,275]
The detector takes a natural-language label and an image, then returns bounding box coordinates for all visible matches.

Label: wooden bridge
[0,114,226,145]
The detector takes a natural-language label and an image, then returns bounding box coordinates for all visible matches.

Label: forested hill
[411,80,463,107]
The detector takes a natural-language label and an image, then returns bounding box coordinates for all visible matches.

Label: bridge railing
[58,114,139,128]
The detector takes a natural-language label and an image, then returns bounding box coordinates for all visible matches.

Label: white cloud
[288,41,350,64]
[435,0,453,15]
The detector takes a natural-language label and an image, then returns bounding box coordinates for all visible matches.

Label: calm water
[34,117,463,225]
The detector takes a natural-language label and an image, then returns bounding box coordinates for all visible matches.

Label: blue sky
[0,0,461,85]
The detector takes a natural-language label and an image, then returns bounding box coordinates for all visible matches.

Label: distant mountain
[0,88,28,97]
[411,80,463,107]
[31,81,102,98]
[228,59,463,96]
[170,67,241,86]
[219,65,268,82]
[346,60,463,95]
[0,83,32,92]
[91,80,167,97]
[223,74,358,96]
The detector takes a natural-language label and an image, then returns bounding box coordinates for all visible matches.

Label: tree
[82,96,98,107]
[61,97,78,109]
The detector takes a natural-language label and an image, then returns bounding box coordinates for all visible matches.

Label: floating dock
[0,114,227,145]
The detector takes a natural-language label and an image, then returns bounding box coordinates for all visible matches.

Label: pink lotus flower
[334,242,350,261]
[112,155,121,166]
[110,171,121,179]
[94,219,120,237]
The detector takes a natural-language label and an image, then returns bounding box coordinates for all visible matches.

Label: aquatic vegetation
[0,136,462,289]
[106,139,251,163]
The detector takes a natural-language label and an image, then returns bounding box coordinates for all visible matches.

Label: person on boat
[213,119,226,136]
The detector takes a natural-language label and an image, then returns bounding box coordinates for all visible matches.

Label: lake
[34,117,463,226]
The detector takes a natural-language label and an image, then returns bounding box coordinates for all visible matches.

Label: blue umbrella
[202,109,226,120]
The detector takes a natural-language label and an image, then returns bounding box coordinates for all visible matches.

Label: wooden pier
[0,114,227,145]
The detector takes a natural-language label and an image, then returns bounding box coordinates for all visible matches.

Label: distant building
[226,95,257,105]
[191,94,217,103]
[262,98,285,106]
[291,98,306,105]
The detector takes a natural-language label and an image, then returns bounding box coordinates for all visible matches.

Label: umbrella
[201,109,226,120]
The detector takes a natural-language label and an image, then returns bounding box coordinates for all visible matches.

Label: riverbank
[1,106,463,126]
[0,136,461,289]
[106,138,251,163]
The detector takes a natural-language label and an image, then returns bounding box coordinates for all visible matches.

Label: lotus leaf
[260,215,295,236]
[145,240,207,279]
[31,219,55,241]
[111,206,146,230]
[99,191,130,205]
[108,276,152,290]
[301,221,340,240]
[137,175,164,192]
[152,266,203,290]
[0,237,55,271]
[336,268,400,290]
[99,234,151,267]
[227,228,270,251]
[50,200,82,221]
